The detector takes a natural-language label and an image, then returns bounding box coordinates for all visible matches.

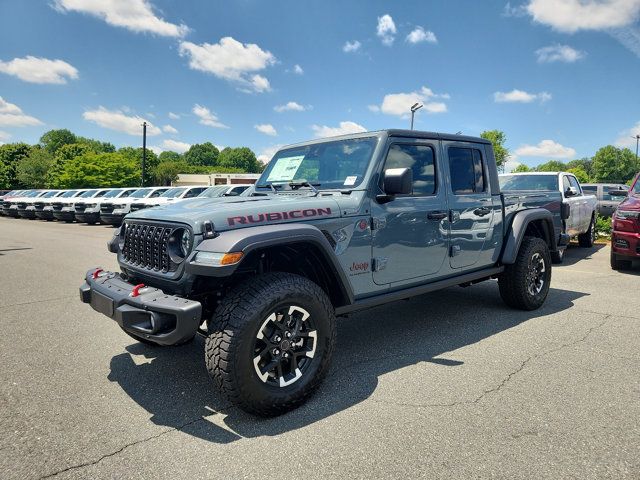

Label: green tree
[566,158,593,178]
[0,160,8,189]
[567,167,590,183]
[16,148,54,188]
[535,160,567,172]
[47,143,93,187]
[511,163,531,173]
[591,145,639,183]
[76,136,116,153]
[480,130,509,170]
[39,129,77,155]
[218,147,261,172]
[0,143,34,188]
[154,160,188,186]
[158,151,182,163]
[184,142,219,167]
[56,152,139,188]
[118,147,159,185]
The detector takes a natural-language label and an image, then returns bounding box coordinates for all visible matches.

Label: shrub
[595,214,612,238]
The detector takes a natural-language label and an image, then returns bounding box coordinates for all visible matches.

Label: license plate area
[91,290,115,317]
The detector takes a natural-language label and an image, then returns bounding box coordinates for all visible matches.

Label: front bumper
[54,208,76,221]
[18,206,37,219]
[6,206,20,218]
[611,231,640,259]
[79,269,202,345]
[100,211,126,225]
[36,207,55,220]
[75,210,100,223]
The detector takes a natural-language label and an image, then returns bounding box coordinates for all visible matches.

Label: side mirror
[565,186,578,197]
[383,168,413,195]
[609,189,628,198]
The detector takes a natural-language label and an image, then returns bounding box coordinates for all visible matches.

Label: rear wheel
[205,272,336,416]
[578,216,595,248]
[610,248,632,270]
[499,236,552,311]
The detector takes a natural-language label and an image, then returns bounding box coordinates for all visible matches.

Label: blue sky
[1,0,640,170]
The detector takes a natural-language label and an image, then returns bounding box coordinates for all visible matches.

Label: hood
[617,192,640,211]
[125,194,342,233]
[105,196,145,206]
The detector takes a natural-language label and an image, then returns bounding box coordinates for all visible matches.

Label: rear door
[371,139,449,285]
[444,143,494,269]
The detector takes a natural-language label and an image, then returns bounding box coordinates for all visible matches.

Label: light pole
[410,103,423,130]
[141,121,147,187]
[633,134,640,162]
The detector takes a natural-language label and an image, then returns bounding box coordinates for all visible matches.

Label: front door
[371,140,449,285]
[444,143,494,269]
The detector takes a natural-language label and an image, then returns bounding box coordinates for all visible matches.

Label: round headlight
[180,229,191,256]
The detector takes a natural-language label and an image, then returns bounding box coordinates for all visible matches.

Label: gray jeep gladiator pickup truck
[80,129,564,416]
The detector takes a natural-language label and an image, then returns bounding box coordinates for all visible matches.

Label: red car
[611,173,640,269]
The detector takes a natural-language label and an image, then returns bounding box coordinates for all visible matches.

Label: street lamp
[410,103,423,130]
[141,121,147,187]
[633,134,640,162]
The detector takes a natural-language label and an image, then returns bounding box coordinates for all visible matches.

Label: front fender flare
[501,208,556,264]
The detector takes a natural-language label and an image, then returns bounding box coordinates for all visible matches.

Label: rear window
[582,186,597,195]
[499,175,558,191]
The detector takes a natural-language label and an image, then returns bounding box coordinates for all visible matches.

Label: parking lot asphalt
[0,216,639,479]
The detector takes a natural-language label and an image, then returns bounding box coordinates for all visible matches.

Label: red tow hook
[130,283,146,297]
[92,268,104,279]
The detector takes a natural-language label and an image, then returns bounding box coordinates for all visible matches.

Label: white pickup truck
[499,172,598,263]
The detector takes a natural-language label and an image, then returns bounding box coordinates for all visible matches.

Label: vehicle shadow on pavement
[107,282,587,444]
[554,243,605,267]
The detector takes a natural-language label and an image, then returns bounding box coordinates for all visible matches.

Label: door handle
[427,211,447,221]
[473,207,491,217]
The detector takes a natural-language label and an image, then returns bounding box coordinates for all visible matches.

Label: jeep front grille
[121,222,175,272]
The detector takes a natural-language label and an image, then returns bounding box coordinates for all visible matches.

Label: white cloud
[503,155,523,173]
[311,121,367,138]
[494,89,552,103]
[179,37,276,93]
[503,2,528,17]
[0,131,11,142]
[406,27,437,44]
[374,86,449,117]
[526,0,640,33]
[376,14,396,46]
[255,123,277,136]
[293,64,304,75]
[83,106,161,136]
[274,101,308,113]
[162,124,178,134]
[0,56,78,84]
[53,0,188,37]
[192,104,228,129]
[257,144,284,164]
[0,97,43,127]
[168,112,180,120]
[535,44,586,63]
[161,139,191,153]
[515,139,576,158]
[343,40,362,53]
[614,120,640,148]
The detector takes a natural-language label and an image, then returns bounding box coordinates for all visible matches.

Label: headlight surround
[167,227,192,263]
[614,210,640,220]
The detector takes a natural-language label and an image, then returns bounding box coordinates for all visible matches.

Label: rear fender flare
[501,208,556,264]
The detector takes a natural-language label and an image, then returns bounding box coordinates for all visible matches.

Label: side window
[568,176,582,195]
[95,191,107,198]
[384,144,436,196]
[149,189,165,198]
[562,176,571,194]
[448,147,485,194]
[184,188,203,198]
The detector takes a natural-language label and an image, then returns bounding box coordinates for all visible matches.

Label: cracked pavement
[1,218,639,479]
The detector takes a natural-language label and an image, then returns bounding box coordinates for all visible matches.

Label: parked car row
[0,184,252,226]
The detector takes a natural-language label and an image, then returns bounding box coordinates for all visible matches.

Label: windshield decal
[266,155,304,182]
[228,207,332,226]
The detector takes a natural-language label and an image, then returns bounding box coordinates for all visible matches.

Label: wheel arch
[501,208,556,264]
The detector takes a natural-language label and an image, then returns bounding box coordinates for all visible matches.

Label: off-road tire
[205,272,336,416]
[578,216,596,248]
[610,248,632,270]
[551,247,565,264]
[499,236,552,311]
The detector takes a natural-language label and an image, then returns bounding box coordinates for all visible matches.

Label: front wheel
[499,236,552,311]
[205,272,336,416]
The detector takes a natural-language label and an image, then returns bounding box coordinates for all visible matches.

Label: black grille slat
[101,203,114,213]
[122,221,179,272]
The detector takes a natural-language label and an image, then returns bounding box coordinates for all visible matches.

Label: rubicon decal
[228,207,332,226]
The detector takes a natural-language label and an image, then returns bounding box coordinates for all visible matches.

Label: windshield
[199,185,231,198]
[129,188,152,198]
[499,175,558,191]
[79,189,98,198]
[25,191,42,197]
[160,187,187,198]
[103,189,123,198]
[60,190,78,198]
[257,137,378,190]
[631,178,640,195]
[42,191,60,198]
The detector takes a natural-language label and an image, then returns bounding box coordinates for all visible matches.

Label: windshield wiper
[288,180,320,196]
